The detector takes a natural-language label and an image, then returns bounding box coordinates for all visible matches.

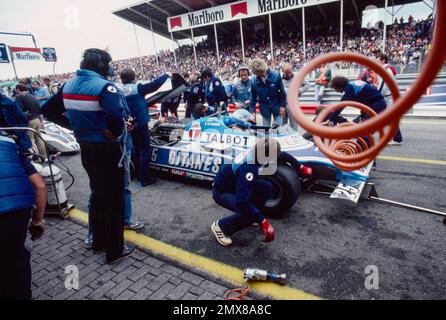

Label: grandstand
[107,1,435,79]
[112,0,427,42]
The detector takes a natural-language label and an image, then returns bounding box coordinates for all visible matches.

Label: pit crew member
[161,95,181,119]
[183,73,205,119]
[0,103,46,299]
[231,66,252,110]
[281,63,311,130]
[194,103,216,119]
[211,138,280,246]
[330,76,403,145]
[119,67,171,186]
[0,92,32,154]
[314,63,332,106]
[377,53,403,145]
[250,58,287,127]
[201,67,228,110]
[54,48,134,264]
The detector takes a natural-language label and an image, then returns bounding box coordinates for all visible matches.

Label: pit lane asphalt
[59,119,446,300]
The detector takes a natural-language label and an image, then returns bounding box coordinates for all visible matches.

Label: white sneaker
[211,221,232,246]
[388,140,402,146]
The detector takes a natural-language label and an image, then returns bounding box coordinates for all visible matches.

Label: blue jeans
[123,152,132,224]
[315,85,326,105]
[262,112,283,127]
[384,96,403,143]
[213,179,272,236]
[284,104,298,130]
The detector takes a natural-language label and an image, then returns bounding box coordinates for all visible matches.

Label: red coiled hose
[287,2,446,171]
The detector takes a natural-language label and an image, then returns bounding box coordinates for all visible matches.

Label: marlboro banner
[10,47,42,61]
[168,0,339,32]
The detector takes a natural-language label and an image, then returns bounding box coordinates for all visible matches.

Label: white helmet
[232,109,254,123]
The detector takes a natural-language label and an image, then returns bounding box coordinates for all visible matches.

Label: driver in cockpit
[194,103,216,119]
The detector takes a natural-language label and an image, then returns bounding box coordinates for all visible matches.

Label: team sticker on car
[202,133,250,146]
[168,150,223,174]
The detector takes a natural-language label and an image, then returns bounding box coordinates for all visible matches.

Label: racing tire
[261,164,301,219]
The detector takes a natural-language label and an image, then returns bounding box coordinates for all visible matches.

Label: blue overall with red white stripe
[62,69,128,143]
[62,69,132,261]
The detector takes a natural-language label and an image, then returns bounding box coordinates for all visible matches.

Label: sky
[0,0,433,81]
[0,0,178,80]
[362,1,432,28]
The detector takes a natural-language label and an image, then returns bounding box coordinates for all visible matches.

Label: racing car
[149,110,373,218]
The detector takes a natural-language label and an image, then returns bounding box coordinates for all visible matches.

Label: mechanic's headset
[238,66,250,77]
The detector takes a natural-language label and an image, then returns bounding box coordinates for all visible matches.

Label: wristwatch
[30,219,46,227]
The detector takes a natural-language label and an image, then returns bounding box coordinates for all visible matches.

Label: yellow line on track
[378,155,446,166]
[69,209,320,300]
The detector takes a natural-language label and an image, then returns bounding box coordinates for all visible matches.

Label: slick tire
[261,164,301,219]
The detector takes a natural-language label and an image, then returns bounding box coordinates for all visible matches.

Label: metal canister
[243,268,287,285]
[40,164,67,207]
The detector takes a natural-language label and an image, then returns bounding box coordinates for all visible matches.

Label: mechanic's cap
[232,109,254,123]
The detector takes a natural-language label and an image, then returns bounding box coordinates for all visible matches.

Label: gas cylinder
[39,164,68,209]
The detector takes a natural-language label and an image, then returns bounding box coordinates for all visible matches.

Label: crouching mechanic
[120,68,171,186]
[211,138,280,246]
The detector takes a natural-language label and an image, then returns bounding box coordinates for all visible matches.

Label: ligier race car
[41,73,373,218]
[149,112,373,218]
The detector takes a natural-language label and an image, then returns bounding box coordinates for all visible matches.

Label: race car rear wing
[145,73,188,105]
